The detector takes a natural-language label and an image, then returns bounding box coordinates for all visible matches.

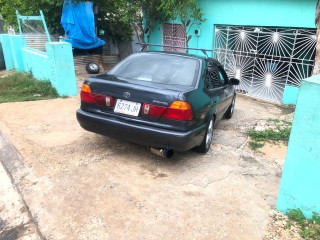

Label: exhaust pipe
[150,147,174,159]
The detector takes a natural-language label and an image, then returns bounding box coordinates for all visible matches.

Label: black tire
[86,62,100,74]
[194,118,214,153]
[224,95,236,119]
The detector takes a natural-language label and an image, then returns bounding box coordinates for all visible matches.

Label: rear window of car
[108,53,200,87]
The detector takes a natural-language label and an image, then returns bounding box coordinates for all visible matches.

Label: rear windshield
[108,53,199,87]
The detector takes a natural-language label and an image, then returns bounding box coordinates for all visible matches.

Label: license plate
[114,99,141,116]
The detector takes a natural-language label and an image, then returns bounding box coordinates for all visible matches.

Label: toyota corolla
[76,51,239,158]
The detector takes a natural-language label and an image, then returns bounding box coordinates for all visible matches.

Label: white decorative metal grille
[163,23,186,53]
[213,25,316,103]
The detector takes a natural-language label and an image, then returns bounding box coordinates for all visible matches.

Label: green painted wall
[277,75,320,218]
[149,0,317,56]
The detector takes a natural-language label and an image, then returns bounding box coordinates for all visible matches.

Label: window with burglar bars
[213,25,316,103]
[162,23,186,53]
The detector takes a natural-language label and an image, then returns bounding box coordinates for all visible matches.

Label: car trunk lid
[88,74,190,107]
[81,74,195,128]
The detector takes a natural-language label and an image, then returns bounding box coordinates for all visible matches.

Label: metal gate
[213,25,316,103]
[162,23,186,52]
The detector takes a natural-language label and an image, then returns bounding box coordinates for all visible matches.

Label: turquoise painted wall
[148,23,163,47]
[0,34,15,70]
[0,34,77,96]
[9,35,25,72]
[277,75,320,218]
[46,42,77,96]
[150,0,317,56]
[22,48,50,80]
[282,85,299,105]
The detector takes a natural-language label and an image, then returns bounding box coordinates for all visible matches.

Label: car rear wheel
[194,118,214,153]
[224,96,235,119]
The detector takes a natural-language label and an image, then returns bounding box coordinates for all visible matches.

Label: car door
[204,61,226,121]
[216,65,233,112]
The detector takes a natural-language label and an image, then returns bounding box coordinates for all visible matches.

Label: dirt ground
[0,93,294,240]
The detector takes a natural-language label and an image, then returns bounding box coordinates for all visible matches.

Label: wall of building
[149,0,317,56]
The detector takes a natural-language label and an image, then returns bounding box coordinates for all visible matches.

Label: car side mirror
[230,78,240,85]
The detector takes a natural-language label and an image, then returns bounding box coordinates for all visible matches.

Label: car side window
[217,66,229,85]
[206,62,221,89]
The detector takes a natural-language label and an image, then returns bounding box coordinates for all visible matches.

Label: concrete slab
[0,95,290,240]
[0,146,41,240]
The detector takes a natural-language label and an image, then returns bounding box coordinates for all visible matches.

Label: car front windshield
[108,53,199,87]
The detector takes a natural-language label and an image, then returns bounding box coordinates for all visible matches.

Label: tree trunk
[133,22,145,44]
[313,0,320,75]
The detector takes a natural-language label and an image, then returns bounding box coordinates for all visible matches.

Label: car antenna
[136,43,212,59]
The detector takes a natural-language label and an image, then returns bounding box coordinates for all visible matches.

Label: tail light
[142,101,193,121]
[80,84,115,107]
[80,84,95,103]
[163,101,193,121]
[142,103,167,117]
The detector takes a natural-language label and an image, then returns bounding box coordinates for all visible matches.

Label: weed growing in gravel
[246,118,292,151]
[248,141,265,151]
[287,209,320,239]
[0,72,59,103]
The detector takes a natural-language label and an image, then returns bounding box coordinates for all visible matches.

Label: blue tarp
[61,0,105,49]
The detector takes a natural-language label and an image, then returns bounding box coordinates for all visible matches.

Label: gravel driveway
[0,95,292,240]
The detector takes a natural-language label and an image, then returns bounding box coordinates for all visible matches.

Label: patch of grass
[287,209,320,239]
[267,118,281,123]
[0,72,59,103]
[248,141,265,151]
[246,119,292,151]
[247,126,291,142]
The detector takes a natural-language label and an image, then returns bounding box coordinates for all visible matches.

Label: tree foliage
[0,0,63,33]
[160,0,206,48]
[0,0,205,45]
[94,0,168,42]
[138,0,168,43]
[97,0,205,44]
[94,0,137,41]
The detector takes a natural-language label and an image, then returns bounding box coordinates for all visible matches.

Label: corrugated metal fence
[24,33,59,52]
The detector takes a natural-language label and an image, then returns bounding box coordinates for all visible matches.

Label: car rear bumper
[76,109,206,152]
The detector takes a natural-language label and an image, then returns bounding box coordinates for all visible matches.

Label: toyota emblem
[123,92,130,98]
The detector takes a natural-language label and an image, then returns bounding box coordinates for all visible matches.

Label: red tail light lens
[80,84,96,103]
[142,101,193,121]
[163,101,193,121]
[142,103,167,117]
[93,94,106,105]
[80,84,115,107]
